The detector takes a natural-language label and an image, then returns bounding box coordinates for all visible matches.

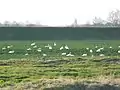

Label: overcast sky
[0,0,120,26]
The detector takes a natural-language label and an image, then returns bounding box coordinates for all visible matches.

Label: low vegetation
[0,40,120,89]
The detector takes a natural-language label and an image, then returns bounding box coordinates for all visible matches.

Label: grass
[1,40,120,49]
[0,57,120,89]
[0,40,120,89]
[0,40,120,59]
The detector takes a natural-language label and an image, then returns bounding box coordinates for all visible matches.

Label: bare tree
[4,21,11,27]
[92,17,106,26]
[107,9,120,26]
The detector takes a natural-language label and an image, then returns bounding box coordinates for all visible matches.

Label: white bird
[118,50,120,53]
[27,48,32,51]
[2,47,6,50]
[65,45,69,49]
[25,53,29,56]
[99,54,105,57]
[8,50,14,54]
[49,46,52,50]
[31,42,36,46]
[37,49,42,52]
[96,49,101,52]
[53,42,56,46]
[43,54,47,57]
[7,46,11,48]
[38,48,41,49]
[109,46,112,49]
[95,46,98,48]
[82,54,87,57]
[61,53,66,56]
[86,48,89,50]
[100,47,104,50]
[90,49,93,53]
[7,45,13,49]
[118,46,120,48]
[60,46,64,50]
[33,45,37,48]
[66,52,74,56]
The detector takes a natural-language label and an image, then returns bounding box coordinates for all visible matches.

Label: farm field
[0,40,120,90]
[1,40,120,59]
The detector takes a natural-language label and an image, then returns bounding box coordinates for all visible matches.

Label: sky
[0,0,120,26]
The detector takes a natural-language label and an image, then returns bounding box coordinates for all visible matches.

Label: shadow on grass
[93,58,120,64]
[37,58,86,66]
[44,83,120,90]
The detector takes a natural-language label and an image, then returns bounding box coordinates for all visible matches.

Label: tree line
[70,9,120,27]
[92,9,120,27]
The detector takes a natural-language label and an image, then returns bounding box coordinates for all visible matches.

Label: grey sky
[0,0,120,26]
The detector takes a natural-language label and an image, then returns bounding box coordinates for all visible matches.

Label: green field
[1,40,120,59]
[0,40,120,89]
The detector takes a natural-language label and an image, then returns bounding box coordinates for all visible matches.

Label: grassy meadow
[0,40,120,89]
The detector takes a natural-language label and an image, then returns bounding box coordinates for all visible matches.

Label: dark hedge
[0,27,120,40]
